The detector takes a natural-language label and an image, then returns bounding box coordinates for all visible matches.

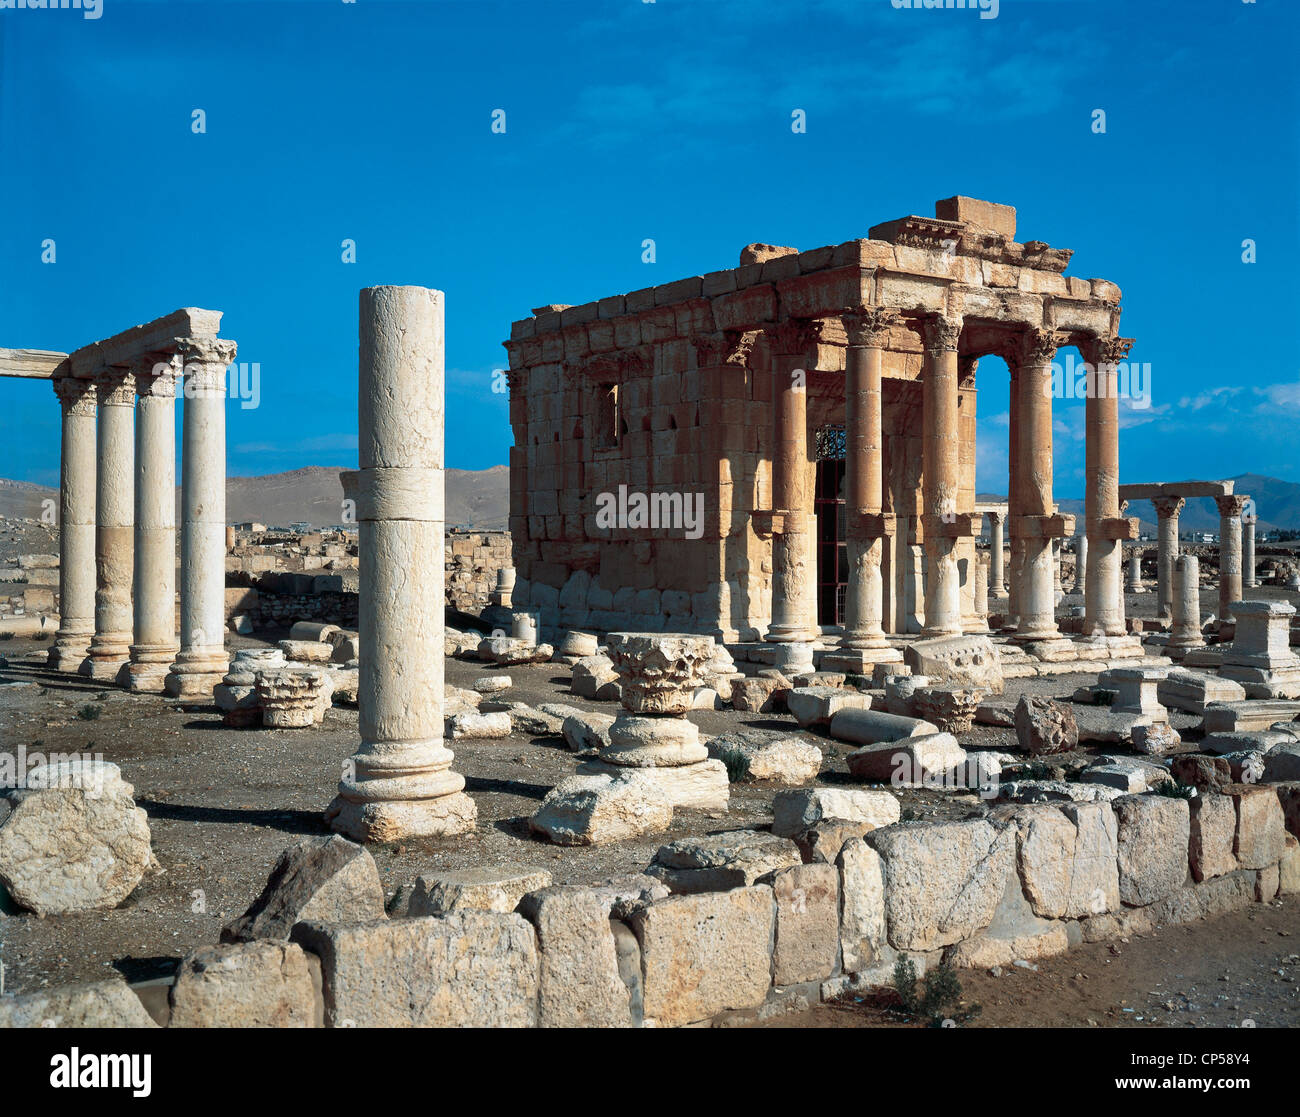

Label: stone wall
[445,530,511,612]
[14,781,1296,1028]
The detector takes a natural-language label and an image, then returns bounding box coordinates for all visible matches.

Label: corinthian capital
[921,314,963,352]
[1014,327,1068,367]
[95,368,137,406]
[53,374,97,415]
[177,336,237,393]
[1152,495,1185,520]
[764,318,821,358]
[841,307,898,348]
[1081,334,1134,367]
[1214,494,1250,519]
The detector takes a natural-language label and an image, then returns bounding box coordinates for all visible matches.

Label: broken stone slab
[1081,755,1172,793]
[845,732,967,787]
[1131,721,1183,758]
[571,654,620,700]
[278,639,334,663]
[1170,753,1233,792]
[1114,794,1191,907]
[1199,729,1295,756]
[628,886,775,1028]
[291,912,539,1027]
[646,830,802,894]
[404,866,553,915]
[793,819,880,865]
[0,979,158,1028]
[770,787,901,838]
[731,676,788,713]
[222,835,386,943]
[446,710,512,739]
[828,708,939,746]
[998,801,1120,919]
[975,698,1017,728]
[1157,669,1247,715]
[996,780,1125,805]
[478,635,554,665]
[1071,705,1152,745]
[503,705,565,737]
[1014,695,1079,755]
[785,685,871,729]
[0,763,154,916]
[473,675,513,694]
[577,757,731,811]
[705,727,822,784]
[529,772,674,846]
[1262,742,1300,782]
[561,710,616,752]
[1190,794,1238,882]
[168,941,319,1028]
[867,818,1015,951]
[902,634,1004,695]
[1201,700,1300,734]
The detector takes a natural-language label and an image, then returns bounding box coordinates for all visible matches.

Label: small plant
[76,704,102,721]
[892,955,981,1028]
[718,747,751,784]
[32,632,49,641]
[899,806,917,822]
[1155,780,1197,800]
[1013,761,1056,780]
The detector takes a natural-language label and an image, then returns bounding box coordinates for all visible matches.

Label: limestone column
[840,308,894,652]
[127,356,179,692]
[1014,328,1063,641]
[972,553,989,631]
[81,369,136,680]
[1082,336,1131,637]
[1007,358,1023,627]
[764,319,817,643]
[1053,538,1063,600]
[1152,495,1184,619]
[1126,550,1144,593]
[1215,494,1249,625]
[920,313,964,637]
[987,511,1007,603]
[1243,508,1257,588]
[48,376,98,671]
[166,337,236,698]
[1071,533,1088,595]
[328,285,476,841]
[1169,554,1204,650]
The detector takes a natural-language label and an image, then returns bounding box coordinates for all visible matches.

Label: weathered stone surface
[529,773,673,846]
[0,979,158,1028]
[837,838,887,973]
[1014,695,1078,755]
[473,675,513,694]
[867,818,1014,951]
[1081,754,1171,794]
[518,886,633,1028]
[601,715,707,767]
[1013,801,1120,919]
[1189,794,1237,882]
[292,912,539,1027]
[1280,834,1300,895]
[222,835,385,943]
[1131,721,1183,757]
[579,756,731,811]
[731,676,787,713]
[169,941,318,1028]
[765,863,839,986]
[447,710,512,739]
[793,819,878,864]
[705,727,821,784]
[1114,795,1191,906]
[845,732,967,785]
[829,708,939,745]
[506,705,566,737]
[1262,742,1300,782]
[786,685,871,729]
[1228,785,1287,869]
[570,654,620,700]
[405,866,553,915]
[770,787,900,838]
[647,830,801,893]
[561,710,616,752]
[997,779,1125,805]
[902,634,1004,695]
[0,765,154,916]
[945,925,1070,970]
[1171,753,1234,793]
[605,632,717,714]
[912,686,982,734]
[629,886,775,1027]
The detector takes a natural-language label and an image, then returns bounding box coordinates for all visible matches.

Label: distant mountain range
[4,469,1297,535]
[0,465,511,530]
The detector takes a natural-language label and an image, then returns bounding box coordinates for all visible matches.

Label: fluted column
[764,319,817,643]
[127,356,179,692]
[166,337,236,699]
[48,376,98,671]
[81,369,136,680]
[840,308,894,651]
[987,510,1007,603]
[1215,494,1249,626]
[328,286,476,841]
[1014,328,1064,641]
[1082,336,1132,636]
[1152,495,1184,619]
[1243,507,1257,588]
[921,313,964,637]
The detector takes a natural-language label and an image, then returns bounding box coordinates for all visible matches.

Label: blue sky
[2,0,1297,497]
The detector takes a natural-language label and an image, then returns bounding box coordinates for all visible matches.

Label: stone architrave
[167,336,237,698]
[81,369,136,681]
[1151,495,1184,619]
[127,355,180,692]
[327,286,476,841]
[48,376,98,671]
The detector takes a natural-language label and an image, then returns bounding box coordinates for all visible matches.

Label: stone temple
[503,196,1138,667]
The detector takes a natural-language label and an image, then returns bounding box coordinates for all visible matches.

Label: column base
[920,624,963,639]
[767,642,815,676]
[765,626,816,643]
[48,638,92,672]
[821,647,904,674]
[125,661,175,693]
[165,649,229,699]
[325,791,477,843]
[79,652,130,682]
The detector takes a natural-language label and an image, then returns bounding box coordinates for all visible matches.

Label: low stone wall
[7,782,1297,1028]
[445,530,511,612]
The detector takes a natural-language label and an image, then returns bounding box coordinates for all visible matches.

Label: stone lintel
[0,347,68,379]
[1102,516,1142,541]
[847,511,897,539]
[922,512,981,539]
[67,308,224,379]
[1118,480,1234,502]
[1016,514,1075,540]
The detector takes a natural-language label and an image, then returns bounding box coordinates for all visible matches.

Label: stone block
[168,941,319,1028]
[770,787,900,838]
[1114,794,1190,907]
[765,863,839,986]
